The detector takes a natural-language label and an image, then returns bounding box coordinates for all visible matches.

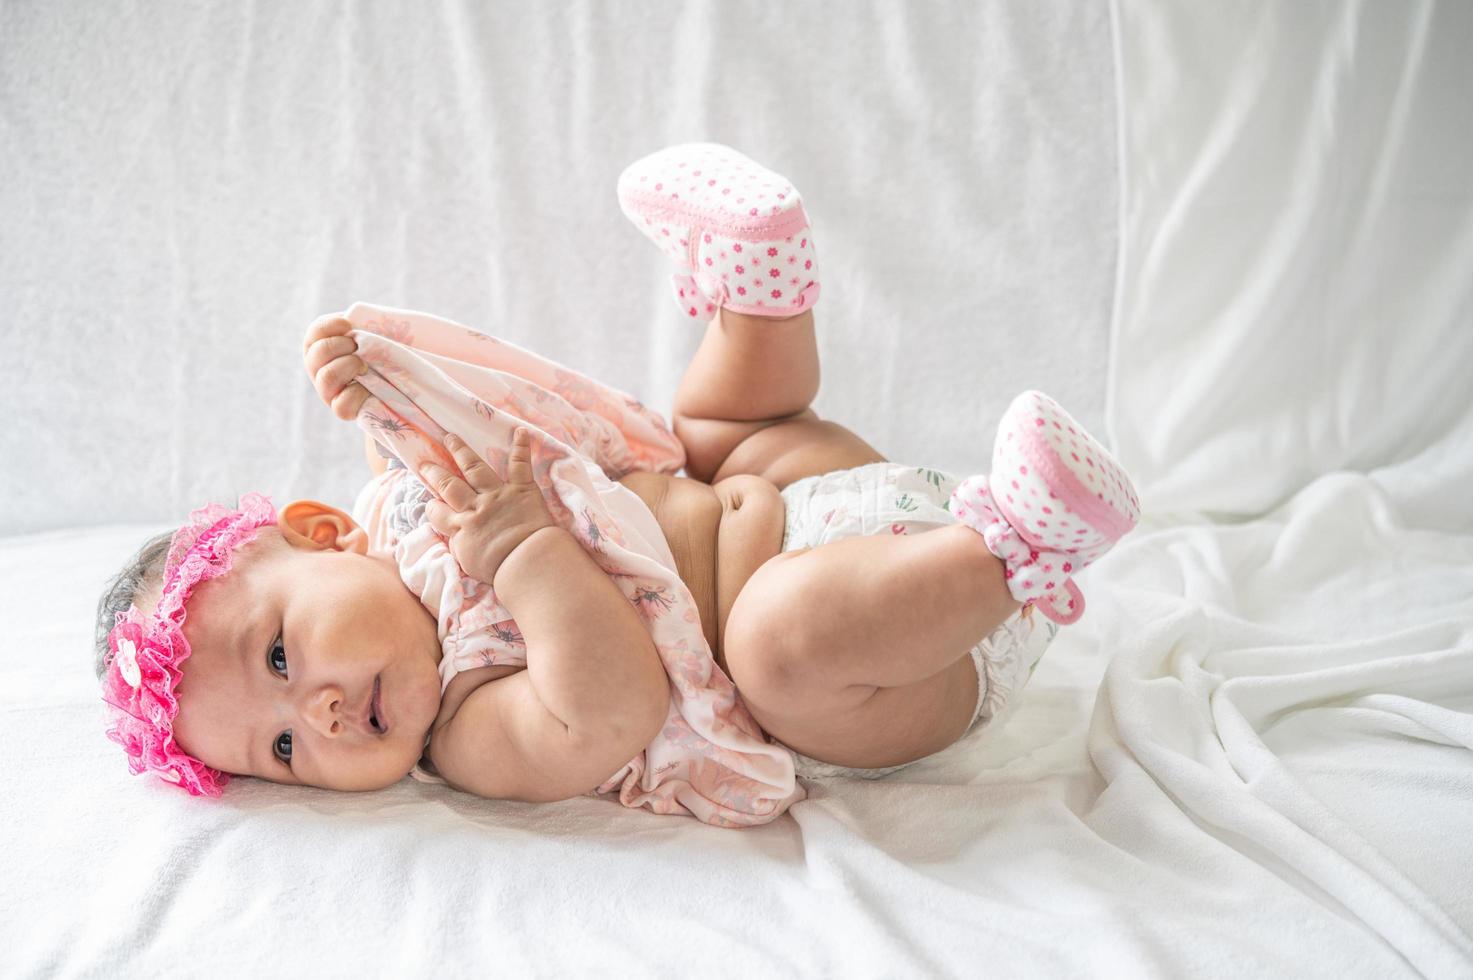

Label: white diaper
[774,462,1058,779]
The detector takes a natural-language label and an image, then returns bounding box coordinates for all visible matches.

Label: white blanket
[11,480,1469,975]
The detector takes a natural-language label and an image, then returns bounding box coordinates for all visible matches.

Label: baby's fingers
[302,314,352,354]
[442,433,501,492]
[329,380,370,421]
[422,497,454,537]
[313,354,366,410]
[305,334,358,377]
[506,427,534,485]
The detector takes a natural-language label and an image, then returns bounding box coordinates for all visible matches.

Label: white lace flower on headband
[114,637,142,688]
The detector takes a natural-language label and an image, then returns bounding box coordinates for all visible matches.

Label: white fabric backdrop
[1107,0,1473,522]
[0,0,1117,537]
[7,1,1473,977]
[1092,0,1473,975]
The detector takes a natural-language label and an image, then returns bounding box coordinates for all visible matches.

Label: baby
[95,143,1140,824]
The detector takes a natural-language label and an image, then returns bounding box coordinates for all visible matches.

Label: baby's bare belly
[615,471,787,677]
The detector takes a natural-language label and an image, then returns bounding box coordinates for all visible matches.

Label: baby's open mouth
[371,675,388,734]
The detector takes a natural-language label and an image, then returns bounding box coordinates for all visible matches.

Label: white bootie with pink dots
[617,143,821,320]
[950,391,1141,625]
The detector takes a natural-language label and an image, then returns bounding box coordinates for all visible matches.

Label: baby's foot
[950,391,1140,625]
[617,143,821,320]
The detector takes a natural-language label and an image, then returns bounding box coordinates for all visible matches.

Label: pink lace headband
[100,492,277,796]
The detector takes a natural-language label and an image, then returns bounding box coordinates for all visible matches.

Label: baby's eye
[269,636,287,676]
[274,730,293,764]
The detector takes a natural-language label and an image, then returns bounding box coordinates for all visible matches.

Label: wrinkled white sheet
[6,0,1472,977]
[1088,484,1473,977]
[10,477,1470,975]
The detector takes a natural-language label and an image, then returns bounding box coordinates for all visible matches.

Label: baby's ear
[277,500,368,555]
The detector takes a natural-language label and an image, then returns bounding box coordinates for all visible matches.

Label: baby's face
[169,505,443,792]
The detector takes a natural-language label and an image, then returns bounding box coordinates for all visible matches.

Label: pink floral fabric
[342,302,805,827]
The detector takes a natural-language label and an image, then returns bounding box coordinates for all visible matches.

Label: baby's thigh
[711,413,886,490]
[723,551,981,770]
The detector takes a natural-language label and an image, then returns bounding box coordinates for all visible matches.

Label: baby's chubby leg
[724,525,1020,769]
[618,143,883,486]
[675,307,817,424]
[673,308,886,486]
[725,391,1142,769]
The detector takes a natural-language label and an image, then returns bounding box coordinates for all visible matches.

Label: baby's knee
[722,553,818,705]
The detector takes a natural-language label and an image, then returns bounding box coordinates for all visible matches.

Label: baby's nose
[303,684,347,738]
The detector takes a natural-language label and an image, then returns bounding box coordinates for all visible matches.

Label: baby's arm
[420,434,670,803]
[429,529,671,802]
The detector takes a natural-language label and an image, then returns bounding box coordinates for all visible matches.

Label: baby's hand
[302,314,371,421]
[418,429,558,586]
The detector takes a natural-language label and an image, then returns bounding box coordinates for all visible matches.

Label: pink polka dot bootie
[950,391,1141,625]
[617,142,820,320]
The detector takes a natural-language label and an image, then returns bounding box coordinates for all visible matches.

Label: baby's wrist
[492,525,572,591]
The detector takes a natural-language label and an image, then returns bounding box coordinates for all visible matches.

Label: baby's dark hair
[93,529,176,679]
